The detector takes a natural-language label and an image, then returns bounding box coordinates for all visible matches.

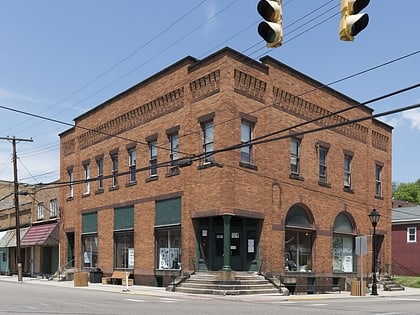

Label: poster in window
[342,255,353,272]
[128,248,134,268]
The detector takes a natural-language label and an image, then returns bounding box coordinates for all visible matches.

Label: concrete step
[174,272,280,295]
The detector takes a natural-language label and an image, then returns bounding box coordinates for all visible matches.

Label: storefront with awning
[0,227,30,275]
[21,222,59,276]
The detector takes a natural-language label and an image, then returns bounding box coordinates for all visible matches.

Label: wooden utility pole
[0,136,33,281]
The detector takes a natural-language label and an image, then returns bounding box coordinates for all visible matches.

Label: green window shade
[155,198,181,226]
[82,212,98,234]
[114,206,134,230]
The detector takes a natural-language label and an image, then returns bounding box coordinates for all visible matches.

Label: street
[1,280,420,315]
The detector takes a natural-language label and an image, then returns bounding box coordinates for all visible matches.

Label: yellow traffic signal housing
[339,0,369,41]
[257,0,283,48]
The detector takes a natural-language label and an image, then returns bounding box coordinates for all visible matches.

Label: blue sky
[0,0,419,184]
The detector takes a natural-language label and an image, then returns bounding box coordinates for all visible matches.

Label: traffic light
[339,0,369,41]
[257,0,283,48]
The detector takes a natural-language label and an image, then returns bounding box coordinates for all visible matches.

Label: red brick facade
[59,48,392,289]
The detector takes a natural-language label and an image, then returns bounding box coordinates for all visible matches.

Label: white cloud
[402,108,420,130]
[203,1,220,35]
[0,88,38,103]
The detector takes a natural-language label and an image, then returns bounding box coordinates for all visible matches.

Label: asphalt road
[1,280,420,315]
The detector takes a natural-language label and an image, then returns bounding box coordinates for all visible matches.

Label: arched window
[333,213,355,273]
[285,205,314,272]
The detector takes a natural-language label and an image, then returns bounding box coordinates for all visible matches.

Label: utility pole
[0,136,33,281]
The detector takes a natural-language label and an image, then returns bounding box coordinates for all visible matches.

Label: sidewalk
[1,275,420,301]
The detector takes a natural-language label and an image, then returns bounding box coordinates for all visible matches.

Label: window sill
[95,189,104,195]
[166,167,180,177]
[239,161,258,170]
[125,181,137,187]
[374,195,384,200]
[82,192,91,198]
[145,176,158,183]
[109,186,119,192]
[197,160,223,170]
[289,174,304,181]
[343,187,354,193]
[66,197,74,202]
[318,181,331,188]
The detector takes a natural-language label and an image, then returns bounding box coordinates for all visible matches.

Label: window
[128,148,136,183]
[290,138,300,176]
[37,202,44,220]
[156,228,181,269]
[344,153,352,189]
[83,162,90,195]
[50,199,58,218]
[67,168,74,198]
[149,140,158,177]
[82,234,98,269]
[407,227,417,243]
[241,121,253,164]
[111,153,119,188]
[169,133,179,166]
[96,157,104,190]
[318,145,329,185]
[332,213,355,273]
[114,232,134,269]
[284,205,314,272]
[202,121,214,164]
[375,163,383,197]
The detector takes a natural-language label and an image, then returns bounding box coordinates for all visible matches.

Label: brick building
[59,47,392,291]
[0,181,59,277]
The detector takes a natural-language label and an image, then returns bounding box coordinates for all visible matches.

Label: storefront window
[285,204,314,272]
[82,234,98,269]
[332,213,355,273]
[156,228,181,269]
[114,232,134,269]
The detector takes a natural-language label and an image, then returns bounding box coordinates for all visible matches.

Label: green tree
[393,181,420,204]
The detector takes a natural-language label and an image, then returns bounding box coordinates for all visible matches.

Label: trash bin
[89,268,103,283]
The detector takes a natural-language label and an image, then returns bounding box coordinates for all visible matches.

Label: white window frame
[50,199,58,218]
[290,138,300,175]
[241,121,253,164]
[83,163,90,195]
[375,164,383,197]
[128,148,136,183]
[407,227,417,243]
[149,140,158,177]
[202,121,214,164]
[37,202,44,220]
[344,154,352,189]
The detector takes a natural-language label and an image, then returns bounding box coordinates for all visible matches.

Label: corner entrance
[195,216,261,272]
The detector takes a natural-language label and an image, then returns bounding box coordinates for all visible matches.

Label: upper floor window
[290,138,301,176]
[241,121,254,164]
[37,202,44,220]
[128,148,136,183]
[169,133,179,166]
[50,199,58,218]
[375,162,383,197]
[83,162,90,195]
[344,152,353,190]
[318,144,329,185]
[407,227,417,243]
[111,152,119,188]
[67,168,74,198]
[202,120,214,164]
[96,157,104,190]
[149,140,158,177]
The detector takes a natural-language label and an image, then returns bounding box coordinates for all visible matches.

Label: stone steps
[174,272,280,295]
